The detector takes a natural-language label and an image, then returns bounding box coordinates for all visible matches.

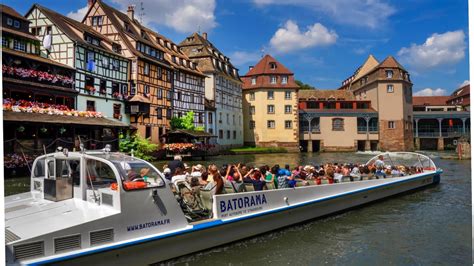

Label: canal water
[4,152,471,265]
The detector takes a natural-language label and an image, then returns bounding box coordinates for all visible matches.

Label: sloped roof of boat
[161,129,216,138]
[3,111,129,127]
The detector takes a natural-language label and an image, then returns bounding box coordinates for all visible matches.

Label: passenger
[168,155,185,177]
[200,171,209,186]
[212,173,225,195]
[163,168,172,180]
[171,167,188,184]
[243,168,267,191]
[350,165,361,181]
[228,166,246,192]
[240,164,249,177]
[139,168,150,182]
[224,164,234,181]
[320,167,335,184]
[207,164,219,183]
[277,165,291,188]
[190,164,203,179]
[269,165,279,188]
[333,166,344,183]
[262,165,274,185]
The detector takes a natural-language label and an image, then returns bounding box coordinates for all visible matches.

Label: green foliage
[295,80,316,90]
[194,126,205,132]
[170,111,199,131]
[119,133,158,161]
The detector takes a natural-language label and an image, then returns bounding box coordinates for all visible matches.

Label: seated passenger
[139,168,150,182]
[228,166,246,192]
[171,167,188,185]
[350,165,361,181]
[244,168,267,191]
[277,165,292,188]
[163,168,172,181]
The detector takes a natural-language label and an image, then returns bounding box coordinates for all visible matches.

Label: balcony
[300,125,320,133]
[357,126,378,134]
[415,126,470,138]
[2,65,74,89]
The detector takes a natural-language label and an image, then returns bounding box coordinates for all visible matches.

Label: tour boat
[5,148,442,265]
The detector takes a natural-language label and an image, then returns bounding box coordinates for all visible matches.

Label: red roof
[413,96,450,106]
[242,54,298,89]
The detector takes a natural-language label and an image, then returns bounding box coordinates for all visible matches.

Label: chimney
[249,66,254,71]
[127,5,135,20]
[87,0,95,8]
[202,32,207,40]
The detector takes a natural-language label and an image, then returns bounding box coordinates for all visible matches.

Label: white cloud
[254,0,395,29]
[269,20,337,53]
[67,5,89,21]
[397,30,466,71]
[229,51,262,70]
[110,0,216,33]
[459,80,470,87]
[413,88,447,96]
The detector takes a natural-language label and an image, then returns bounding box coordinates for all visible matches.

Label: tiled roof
[449,84,470,99]
[377,55,406,71]
[244,54,293,76]
[298,89,355,100]
[413,96,450,106]
[0,26,38,41]
[179,32,241,81]
[242,54,298,89]
[1,4,30,22]
[29,4,123,57]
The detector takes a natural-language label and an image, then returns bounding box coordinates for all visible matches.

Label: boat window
[33,158,46,178]
[47,160,55,179]
[115,161,164,190]
[86,159,118,188]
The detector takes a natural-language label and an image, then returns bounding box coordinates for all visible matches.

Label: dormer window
[112,43,121,53]
[282,76,288,84]
[251,77,256,85]
[386,70,393,78]
[270,62,277,69]
[13,20,20,29]
[270,76,277,84]
[141,30,147,39]
[6,18,13,26]
[124,23,131,32]
[85,35,100,46]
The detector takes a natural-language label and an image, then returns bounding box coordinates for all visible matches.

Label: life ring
[123,181,147,190]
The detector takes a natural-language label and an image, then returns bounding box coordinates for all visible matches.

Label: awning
[129,95,151,104]
[3,111,129,127]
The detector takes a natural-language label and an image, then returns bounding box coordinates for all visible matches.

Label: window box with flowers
[2,65,74,87]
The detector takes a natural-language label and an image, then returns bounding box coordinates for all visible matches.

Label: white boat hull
[34,171,440,266]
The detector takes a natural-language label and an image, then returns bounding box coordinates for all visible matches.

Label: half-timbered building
[26,4,130,126]
[82,0,173,143]
[141,29,206,128]
[2,4,127,160]
[180,32,243,148]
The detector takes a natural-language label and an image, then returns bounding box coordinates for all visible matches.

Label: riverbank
[225,146,289,155]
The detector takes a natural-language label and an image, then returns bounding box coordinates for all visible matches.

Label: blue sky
[5,0,469,95]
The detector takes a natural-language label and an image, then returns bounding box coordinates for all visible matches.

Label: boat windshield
[366,152,437,171]
[92,153,165,190]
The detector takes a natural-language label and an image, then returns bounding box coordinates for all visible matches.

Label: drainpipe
[437,118,443,137]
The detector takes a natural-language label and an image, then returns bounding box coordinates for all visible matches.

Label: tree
[119,133,158,161]
[169,111,204,131]
[295,80,316,90]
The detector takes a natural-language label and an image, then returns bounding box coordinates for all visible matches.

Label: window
[250,120,256,129]
[112,44,121,53]
[208,113,213,124]
[285,91,291,99]
[6,18,13,26]
[144,62,150,75]
[284,105,292,114]
[332,118,344,131]
[267,105,275,114]
[282,76,288,84]
[13,40,26,52]
[144,85,150,95]
[251,77,256,85]
[86,100,96,111]
[270,62,277,69]
[388,121,395,129]
[233,131,236,139]
[267,91,274,100]
[145,126,151,139]
[227,130,231,139]
[386,70,393,78]
[249,92,255,101]
[13,20,20,28]
[2,37,8,47]
[113,104,121,120]
[92,16,103,26]
[116,159,164,190]
[219,130,224,139]
[249,106,255,115]
[166,109,172,119]
[99,80,106,94]
[31,26,42,36]
[270,76,277,84]
[387,85,394,93]
[285,120,292,129]
[157,67,162,79]
[156,107,162,119]
[226,114,230,124]
[86,51,96,72]
[267,120,275,129]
